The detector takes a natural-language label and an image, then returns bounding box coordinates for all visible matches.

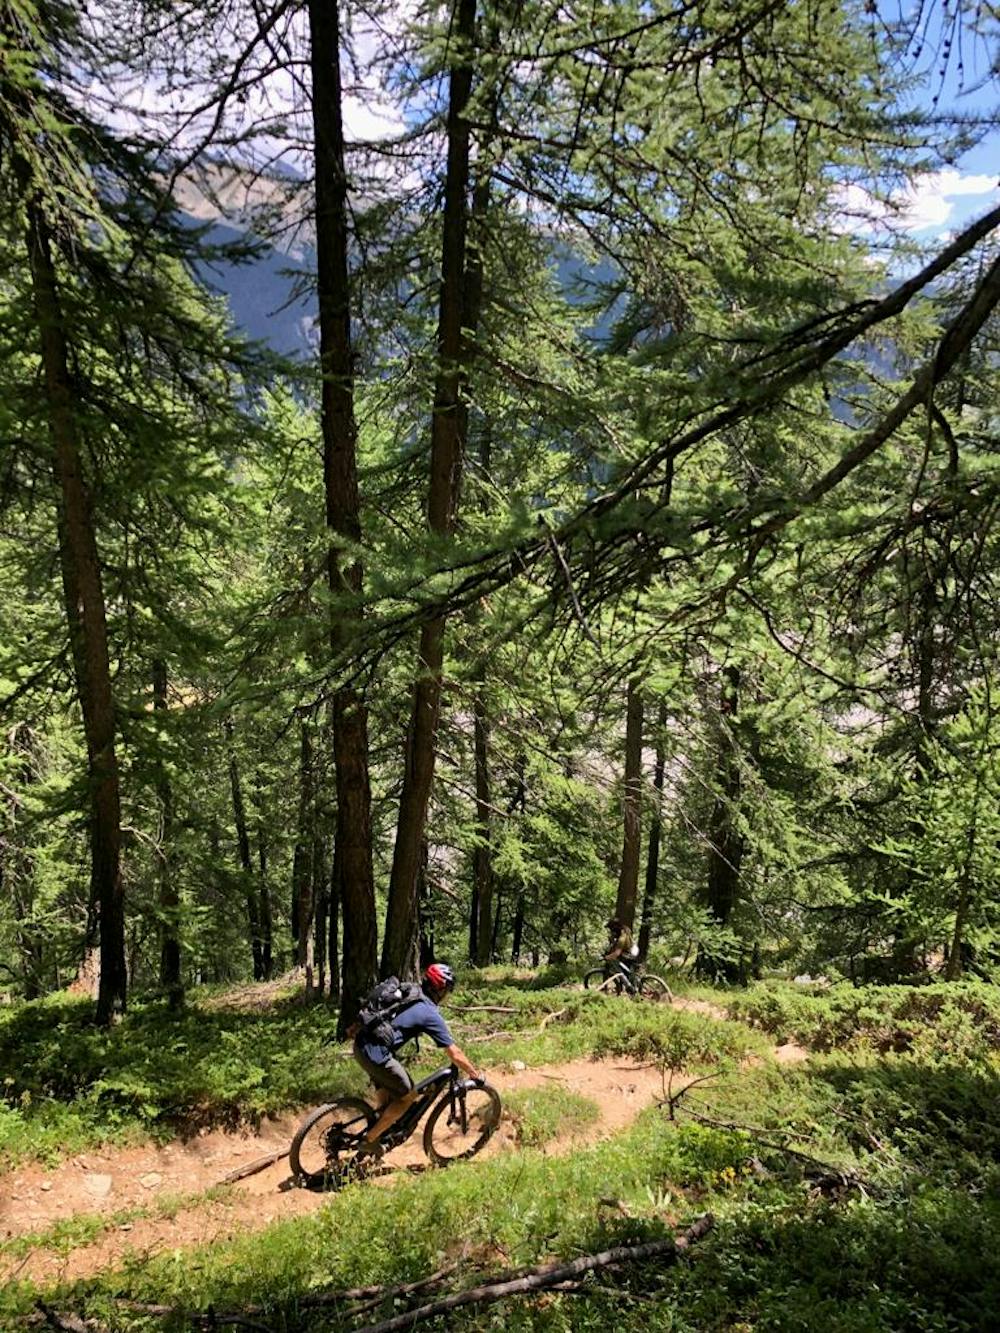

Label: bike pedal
[354,1140,386,1162]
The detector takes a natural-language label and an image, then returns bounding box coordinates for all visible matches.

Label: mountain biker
[352,962,482,1144]
[604,917,636,981]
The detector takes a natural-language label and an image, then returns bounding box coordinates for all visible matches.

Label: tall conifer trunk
[153,659,182,1007]
[307,0,378,1029]
[333,831,344,1002]
[614,678,644,930]
[638,699,668,962]
[382,0,478,979]
[22,190,126,1024]
[509,755,527,962]
[226,722,262,979]
[7,725,43,999]
[253,772,273,980]
[700,665,743,982]
[472,665,493,965]
[469,390,493,968]
[328,835,342,1000]
[292,719,316,975]
[511,895,525,964]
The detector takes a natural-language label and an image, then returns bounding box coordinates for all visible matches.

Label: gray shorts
[353,1040,413,1098]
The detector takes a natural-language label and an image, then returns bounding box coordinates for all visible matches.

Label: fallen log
[350,1215,714,1333]
[220,1149,289,1185]
[36,1305,91,1333]
[112,1261,462,1320]
[538,1008,566,1030]
[450,1004,518,1014]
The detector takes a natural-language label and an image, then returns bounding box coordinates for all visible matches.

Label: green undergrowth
[0,993,349,1166]
[590,1007,762,1069]
[503,1085,600,1147]
[0,984,755,1168]
[6,1052,1000,1331]
[5,977,1000,1328]
[453,984,768,1070]
[726,979,1000,1058]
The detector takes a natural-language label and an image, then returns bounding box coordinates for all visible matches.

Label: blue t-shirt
[360,996,455,1066]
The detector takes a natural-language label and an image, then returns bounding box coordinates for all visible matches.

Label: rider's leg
[355,1053,417,1143]
[365,1087,421,1142]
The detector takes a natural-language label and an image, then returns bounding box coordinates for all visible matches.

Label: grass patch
[0,992,350,1167]
[0,1186,233,1264]
[726,979,1000,1058]
[0,982,765,1168]
[0,1110,753,1326]
[10,1068,999,1332]
[503,1086,600,1147]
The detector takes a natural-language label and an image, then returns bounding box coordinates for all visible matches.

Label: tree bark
[328,832,341,1001]
[307,0,378,1030]
[490,883,503,961]
[153,659,182,1008]
[382,0,478,980]
[699,665,743,982]
[614,677,644,930]
[315,866,329,997]
[6,724,43,999]
[472,665,493,965]
[510,894,525,964]
[945,793,980,980]
[418,838,435,970]
[253,770,272,980]
[22,187,126,1024]
[638,697,668,962]
[508,754,527,963]
[292,719,316,976]
[226,721,262,980]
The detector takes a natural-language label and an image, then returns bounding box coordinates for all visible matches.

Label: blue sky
[884,1,999,237]
[88,1,996,248]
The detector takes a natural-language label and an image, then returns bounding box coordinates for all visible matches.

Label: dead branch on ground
[538,1008,567,1029]
[220,1149,288,1184]
[451,1004,518,1014]
[350,1216,715,1333]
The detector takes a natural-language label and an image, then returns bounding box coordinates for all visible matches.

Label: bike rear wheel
[583,968,625,994]
[423,1082,502,1166]
[637,974,672,1003]
[290,1097,375,1188]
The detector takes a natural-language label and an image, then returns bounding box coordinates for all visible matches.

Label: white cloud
[831,170,999,236]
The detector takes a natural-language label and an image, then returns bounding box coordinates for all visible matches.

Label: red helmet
[424,962,455,992]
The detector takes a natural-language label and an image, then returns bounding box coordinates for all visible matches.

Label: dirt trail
[1,1000,809,1287]
[0,1058,670,1286]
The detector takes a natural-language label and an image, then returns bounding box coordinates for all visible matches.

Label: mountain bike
[290,1064,503,1189]
[582,957,672,1002]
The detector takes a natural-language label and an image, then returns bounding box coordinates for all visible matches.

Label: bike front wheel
[637,974,673,1003]
[289,1096,375,1188]
[423,1082,502,1166]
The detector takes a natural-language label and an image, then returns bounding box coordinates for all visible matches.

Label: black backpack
[357,976,423,1048]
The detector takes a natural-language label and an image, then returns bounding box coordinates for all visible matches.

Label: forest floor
[1,992,807,1286]
[5,974,1000,1331]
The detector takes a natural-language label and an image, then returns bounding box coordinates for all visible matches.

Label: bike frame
[377,1064,471,1149]
[607,957,641,992]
